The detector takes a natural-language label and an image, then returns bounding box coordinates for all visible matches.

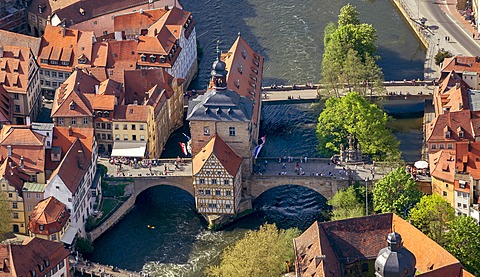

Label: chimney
[38,4,43,14]
[76,150,83,169]
[95,85,99,94]
[468,141,472,152]
[7,145,11,157]
[0,46,3,58]
[20,156,24,169]
[455,82,461,89]
[145,91,149,100]
[68,126,73,136]
[26,116,31,126]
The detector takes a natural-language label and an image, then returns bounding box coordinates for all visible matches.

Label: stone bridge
[249,175,350,200]
[132,175,194,198]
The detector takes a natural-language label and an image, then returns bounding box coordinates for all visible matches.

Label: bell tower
[210,44,228,90]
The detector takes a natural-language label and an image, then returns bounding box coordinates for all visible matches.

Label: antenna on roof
[216,40,221,61]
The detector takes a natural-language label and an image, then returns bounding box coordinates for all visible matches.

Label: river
[90,0,426,274]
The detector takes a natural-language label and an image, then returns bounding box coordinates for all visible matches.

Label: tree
[444,216,480,275]
[434,50,452,66]
[372,167,423,218]
[75,237,94,255]
[0,191,11,240]
[328,185,364,220]
[206,224,300,277]
[321,4,383,96]
[316,92,400,160]
[409,194,454,245]
[338,3,360,27]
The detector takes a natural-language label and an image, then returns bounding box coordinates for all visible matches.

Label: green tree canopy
[444,216,480,275]
[338,3,360,27]
[0,191,11,240]
[206,224,300,277]
[372,167,423,218]
[321,4,382,97]
[328,185,365,220]
[316,92,400,160]
[409,194,454,245]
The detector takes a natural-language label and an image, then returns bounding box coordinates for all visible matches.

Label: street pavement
[398,0,480,79]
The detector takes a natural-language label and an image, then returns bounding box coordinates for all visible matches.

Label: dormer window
[44,260,50,267]
[150,55,156,62]
[39,225,44,231]
[104,111,110,117]
[445,131,451,138]
[238,66,243,74]
[140,54,147,62]
[241,50,246,59]
[70,101,75,110]
[78,54,87,64]
[38,264,44,272]
[97,111,102,117]
[459,130,464,138]
[160,56,166,63]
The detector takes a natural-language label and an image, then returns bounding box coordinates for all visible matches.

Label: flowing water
[91,0,426,274]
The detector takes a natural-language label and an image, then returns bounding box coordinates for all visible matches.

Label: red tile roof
[429,149,457,182]
[442,56,480,74]
[0,30,41,57]
[113,8,168,35]
[113,105,151,122]
[0,157,30,192]
[0,46,34,94]
[426,110,473,142]
[0,237,69,277]
[0,86,13,124]
[294,213,470,276]
[124,68,174,104]
[434,70,470,115]
[193,134,242,176]
[28,196,70,235]
[455,141,480,179]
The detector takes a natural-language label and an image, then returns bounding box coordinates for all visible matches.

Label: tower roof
[375,232,416,277]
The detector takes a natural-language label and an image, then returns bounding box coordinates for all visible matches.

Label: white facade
[454,189,471,216]
[39,68,71,93]
[165,27,197,80]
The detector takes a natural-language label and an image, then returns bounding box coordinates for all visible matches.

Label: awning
[111,141,147,158]
[60,226,78,245]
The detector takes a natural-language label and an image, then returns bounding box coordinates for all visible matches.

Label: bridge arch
[250,175,349,200]
[132,176,194,199]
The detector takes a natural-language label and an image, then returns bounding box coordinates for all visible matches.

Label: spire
[216,40,221,61]
[210,41,228,90]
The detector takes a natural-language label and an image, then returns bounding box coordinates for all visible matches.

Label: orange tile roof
[0,86,12,124]
[39,25,97,71]
[455,141,480,179]
[106,40,138,70]
[0,46,34,94]
[113,8,168,35]
[0,237,69,277]
[223,35,264,125]
[52,126,93,158]
[28,196,70,235]
[113,105,151,122]
[193,134,242,176]
[124,68,174,105]
[294,213,470,276]
[426,110,473,142]
[0,30,42,57]
[442,56,480,74]
[429,149,457,182]
[434,71,470,115]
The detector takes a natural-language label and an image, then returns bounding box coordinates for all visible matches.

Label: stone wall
[250,175,350,199]
[88,195,135,242]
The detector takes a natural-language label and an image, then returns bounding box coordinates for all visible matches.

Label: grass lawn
[101,198,120,216]
[102,182,128,198]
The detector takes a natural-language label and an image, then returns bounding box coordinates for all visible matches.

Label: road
[421,0,480,56]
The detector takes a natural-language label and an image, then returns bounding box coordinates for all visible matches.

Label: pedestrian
[164,164,167,172]
[304,156,308,163]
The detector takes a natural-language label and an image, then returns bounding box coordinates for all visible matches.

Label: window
[51,234,56,241]
[93,21,97,25]
[463,204,467,208]
[123,124,128,130]
[12,202,17,209]
[107,134,112,140]
[58,118,64,125]
[198,189,204,195]
[206,190,211,195]
[96,133,101,139]
[71,118,76,125]
[107,123,111,129]
[101,134,106,140]
[439,144,445,149]
[38,264,44,272]
[26,193,31,199]
[204,126,210,135]
[52,72,57,78]
[140,135,145,141]
[13,212,18,219]
[131,124,136,130]
[226,190,232,196]
[458,202,462,207]
[224,180,229,185]
[229,127,236,136]
[132,135,137,141]
[463,193,468,198]
[45,81,51,86]
[199,179,205,184]
[8,193,12,198]
[45,70,50,77]
[457,191,462,197]
[65,73,70,78]
[13,93,19,100]
[123,135,128,140]
[115,124,119,130]
[103,30,108,36]
[58,72,64,78]
[140,124,145,130]
[36,193,41,199]
[211,179,217,185]
[15,105,20,112]
[226,204,231,209]
[27,205,32,211]
[447,144,453,149]
[215,190,221,196]
[446,184,449,188]
[83,118,88,125]
[443,191,447,197]
[115,134,120,140]
[445,131,451,138]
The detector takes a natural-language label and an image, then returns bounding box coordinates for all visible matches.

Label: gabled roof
[426,110,473,142]
[0,86,12,125]
[455,142,480,179]
[223,35,263,124]
[193,134,242,176]
[49,126,93,173]
[28,196,70,235]
[113,105,151,122]
[0,157,30,192]
[434,70,470,114]
[0,125,45,146]
[0,237,69,277]
[293,213,470,276]
[113,8,168,35]
[106,40,138,70]
[429,149,457,182]
[124,68,174,105]
[442,56,480,74]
